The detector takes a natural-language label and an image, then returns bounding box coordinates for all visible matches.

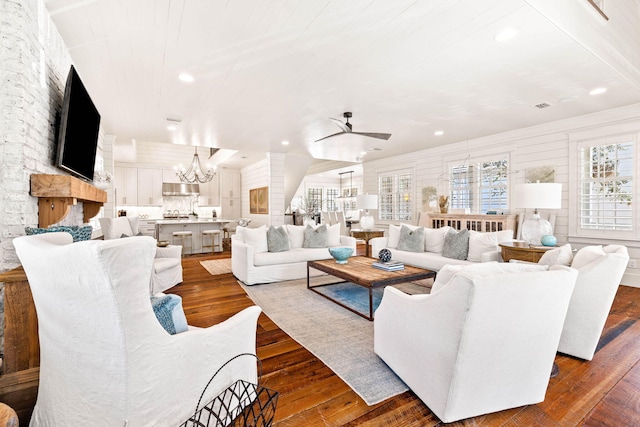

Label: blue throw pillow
[150,294,189,334]
[25,225,93,242]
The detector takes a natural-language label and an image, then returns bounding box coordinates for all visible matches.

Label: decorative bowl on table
[328,247,354,264]
[157,240,169,247]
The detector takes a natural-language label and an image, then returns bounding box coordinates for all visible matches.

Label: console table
[421,213,518,238]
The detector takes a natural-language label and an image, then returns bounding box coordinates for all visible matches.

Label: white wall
[363,103,640,286]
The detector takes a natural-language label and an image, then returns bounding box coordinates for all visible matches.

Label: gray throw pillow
[442,228,470,260]
[397,225,425,253]
[303,224,328,248]
[267,225,290,252]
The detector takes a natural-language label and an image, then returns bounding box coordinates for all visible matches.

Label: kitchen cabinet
[199,174,220,206]
[138,219,157,238]
[162,169,182,184]
[137,168,164,205]
[220,170,241,218]
[219,170,240,198]
[114,166,138,205]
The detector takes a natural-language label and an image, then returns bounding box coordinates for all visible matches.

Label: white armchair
[374,263,578,423]
[99,216,183,293]
[13,233,261,426]
[558,244,629,360]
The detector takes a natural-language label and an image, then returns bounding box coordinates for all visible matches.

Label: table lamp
[356,194,378,230]
[515,183,562,245]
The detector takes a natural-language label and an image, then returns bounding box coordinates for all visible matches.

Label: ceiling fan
[315,112,392,142]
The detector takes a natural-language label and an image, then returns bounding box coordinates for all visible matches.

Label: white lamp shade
[515,183,562,209]
[356,194,378,210]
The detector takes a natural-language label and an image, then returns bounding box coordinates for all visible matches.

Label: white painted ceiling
[44,0,640,171]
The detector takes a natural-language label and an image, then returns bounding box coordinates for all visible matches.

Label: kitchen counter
[155,219,234,254]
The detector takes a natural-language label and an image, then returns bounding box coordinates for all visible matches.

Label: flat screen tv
[56,65,101,182]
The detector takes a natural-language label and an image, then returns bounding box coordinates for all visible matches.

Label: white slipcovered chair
[558,244,629,360]
[13,232,261,426]
[374,262,578,423]
[99,216,183,293]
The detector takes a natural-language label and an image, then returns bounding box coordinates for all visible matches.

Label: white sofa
[374,262,578,423]
[232,224,357,285]
[369,224,514,272]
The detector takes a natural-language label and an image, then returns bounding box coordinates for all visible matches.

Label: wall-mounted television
[56,65,101,182]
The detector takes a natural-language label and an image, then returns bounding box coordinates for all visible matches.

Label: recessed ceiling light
[495,28,518,42]
[167,125,177,131]
[281,140,289,145]
[178,73,194,83]
[589,87,607,95]
[434,130,444,136]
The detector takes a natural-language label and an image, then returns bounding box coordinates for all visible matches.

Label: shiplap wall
[240,153,287,228]
[363,102,640,286]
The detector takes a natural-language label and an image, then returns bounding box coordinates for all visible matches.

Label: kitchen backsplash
[117,195,220,219]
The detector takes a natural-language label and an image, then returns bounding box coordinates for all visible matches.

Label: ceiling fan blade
[329,117,351,133]
[314,131,347,142]
[351,132,392,140]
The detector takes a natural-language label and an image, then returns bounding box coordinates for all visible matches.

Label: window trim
[569,133,638,241]
[445,152,510,214]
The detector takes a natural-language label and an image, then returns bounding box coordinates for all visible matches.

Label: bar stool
[201,229,222,253]
[171,231,193,257]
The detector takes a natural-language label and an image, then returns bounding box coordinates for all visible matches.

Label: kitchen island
[155,218,233,254]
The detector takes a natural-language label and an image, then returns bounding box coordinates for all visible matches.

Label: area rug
[200,258,232,275]
[239,276,431,405]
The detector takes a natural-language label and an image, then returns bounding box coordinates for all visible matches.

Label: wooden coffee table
[307,256,436,321]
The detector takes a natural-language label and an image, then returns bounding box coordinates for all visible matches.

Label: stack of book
[372,260,405,271]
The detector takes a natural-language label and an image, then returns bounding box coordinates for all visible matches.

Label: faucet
[173,209,179,217]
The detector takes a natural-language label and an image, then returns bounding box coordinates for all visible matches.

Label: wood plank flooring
[3,246,640,426]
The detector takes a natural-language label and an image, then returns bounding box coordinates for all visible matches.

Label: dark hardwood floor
[4,245,640,426]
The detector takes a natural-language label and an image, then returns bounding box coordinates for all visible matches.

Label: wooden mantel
[30,174,107,228]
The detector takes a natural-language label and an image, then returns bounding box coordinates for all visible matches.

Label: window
[325,188,339,211]
[579,140,634,231]
[449,157,508,213]
[306,187,323,212]
[378,170,412,222]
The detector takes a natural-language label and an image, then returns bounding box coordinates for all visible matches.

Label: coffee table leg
[369,288,374,320]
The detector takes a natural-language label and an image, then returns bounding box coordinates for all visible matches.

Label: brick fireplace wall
[0,0,86,352]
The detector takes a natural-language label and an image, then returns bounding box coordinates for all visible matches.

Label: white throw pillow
[467,230,499,262]
[571,245,605,269]
[538,243,573,266]
[242,225,268,254]
[386,224,403,249]
[496,229,514,243]
[326,223,341,247]
[424,226,450,253]
[286,225,306,249]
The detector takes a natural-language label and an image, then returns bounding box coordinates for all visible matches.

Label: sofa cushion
[388,248,471,272]
[571,245,605,269]
[243,226,268,254]
[425,226,450,253]
[538,243,573,266]
[267,226,290,252]
[397,225,425,253]
[442,228,470,260]
[286,225,305,249]
[303,224,328,248]
[253,247,333,266]
[150,293,188,335]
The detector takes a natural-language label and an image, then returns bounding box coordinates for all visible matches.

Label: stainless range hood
[162,182,200,196]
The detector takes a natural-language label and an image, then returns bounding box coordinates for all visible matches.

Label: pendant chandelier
[176,147,216,183]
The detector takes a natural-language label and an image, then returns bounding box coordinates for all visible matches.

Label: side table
[350,229,384,257]
[499,242,555,263]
